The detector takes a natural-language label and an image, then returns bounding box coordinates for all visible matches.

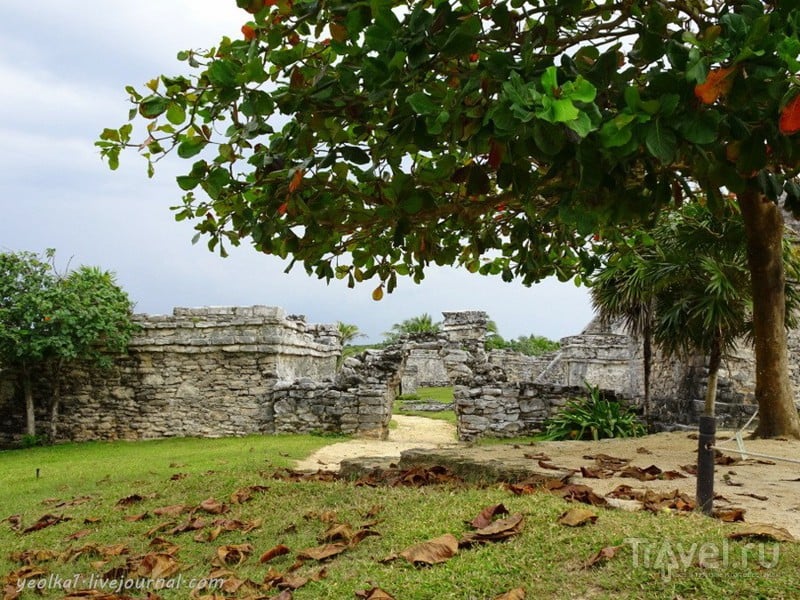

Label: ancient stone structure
[0,306,344,444]
[1,301,791,446]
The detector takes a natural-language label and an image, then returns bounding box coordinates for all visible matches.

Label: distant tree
[0,251,136,441]
[590,241,656,425]
[383,313,441,343]
[485,332,560,356]
[336,321,365,346]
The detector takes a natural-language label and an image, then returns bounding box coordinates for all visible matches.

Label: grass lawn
[394,386,457,424]
[1,436,798,599]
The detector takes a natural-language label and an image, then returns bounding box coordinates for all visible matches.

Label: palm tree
[383,313,442,343]
[336,321,365,346]
[592,199,800,419]
[590,243,656,425]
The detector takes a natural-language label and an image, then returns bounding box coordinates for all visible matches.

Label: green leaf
[138,96,169,119]
[340,145,371,164]
[562,76,596,103]
[177,138,207,159]
[406,92,438,116]
[176,175,201,191]
[645,121,677,163]
[207,60,237,87]
[166,103,186,126]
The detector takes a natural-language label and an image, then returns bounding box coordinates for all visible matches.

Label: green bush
[541,384,645,441]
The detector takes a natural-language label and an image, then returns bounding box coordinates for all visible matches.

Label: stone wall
[0,306,345,445]
[455,379,622,440]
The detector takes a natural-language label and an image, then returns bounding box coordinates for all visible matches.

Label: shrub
[541,384,645,441]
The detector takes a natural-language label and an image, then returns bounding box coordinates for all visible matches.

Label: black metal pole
[696,415,716,515]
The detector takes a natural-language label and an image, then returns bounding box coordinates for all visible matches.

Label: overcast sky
[0,1,594,343]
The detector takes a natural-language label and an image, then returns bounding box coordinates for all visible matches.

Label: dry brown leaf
[635,447,653,455]
[713,507,746,523]
[355,587,396,599]
[170,517,207,535]
[144,521,175,538]
[523,452,550,461]
[115,494,145,507]
[470,504,510,529]
[460,513,524,547]
[319,523,354,544]
[583,545,622,568]
[123,513,150,522]
[736,492,769,501]
[260,544,291,563]
[22,513,72,533]
[399,533,459,565]
[579,466,613,479]
[297,542,348,561]
[153,504,189,517]
[131,552,181,579]
[229,485,269,504]
[3,514,22,531]
[620,465,662,481]
[364,504,383,519]
[170,472,188,481]
[585,454,630,470]
[557,508,598,527]
[65,528,93,541]
[727,524,796,542]
[9,549,60,565]
[212,543,253,567]
[198,498,228,515]
[149,538,180,555]
[494,589,526,600]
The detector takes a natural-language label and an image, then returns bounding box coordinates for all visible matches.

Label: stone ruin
[0,304,793,446]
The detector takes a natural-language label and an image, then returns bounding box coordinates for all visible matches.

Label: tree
[98,1,800,436]
[0,251,136,441]
[593,200,800,419]
[336,321,365,346]
[383,313,441,343]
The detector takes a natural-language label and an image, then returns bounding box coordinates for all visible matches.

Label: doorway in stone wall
[391,386,456,429]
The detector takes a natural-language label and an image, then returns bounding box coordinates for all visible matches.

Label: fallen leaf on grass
[123,513,150,522]
[460,514,524,547]
[169,472,188,481]
[547,482,609,507]
[398,534,459,565]
[260,544,291,563]
[230,485,269,504]
[494,589,526,600]
[557,508,598,527]
[583,545,622,568]
[66,528,93,540]
[170,517,207,535]
[2,514,22,531]
[84,517,102,524]
[297,543,349,561]
[197,498,228,515]
[356,587,396,599]
[212,544,253,567]
[133,552,182,579]
[53,495,94,508]
[727,524,796,542]
[153,504,190,517]
[9,549,60,565]
[607,485,695,513]
[115,494,146,507]
[469,504,509,529]
[23,513,71,533]
[713,508,746,523]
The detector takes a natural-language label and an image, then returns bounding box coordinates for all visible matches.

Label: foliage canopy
[98,0,800,295]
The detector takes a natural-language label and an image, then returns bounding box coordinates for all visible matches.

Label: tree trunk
[704,334,721,418]
[22,368,35,437]
[738,187,800,438]
[48,362,63,443]
[642,323,652,429]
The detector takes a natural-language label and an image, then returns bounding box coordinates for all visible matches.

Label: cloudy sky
[0,1,593,343]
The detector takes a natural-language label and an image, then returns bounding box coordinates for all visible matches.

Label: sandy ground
[295,416,800,537]
[293,415,458,471]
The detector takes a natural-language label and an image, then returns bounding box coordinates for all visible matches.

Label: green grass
[394,386,456,424]
[2,436,799,599]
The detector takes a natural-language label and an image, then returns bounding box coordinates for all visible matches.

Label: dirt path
[294,415,457,472]
[296,420,800,537]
